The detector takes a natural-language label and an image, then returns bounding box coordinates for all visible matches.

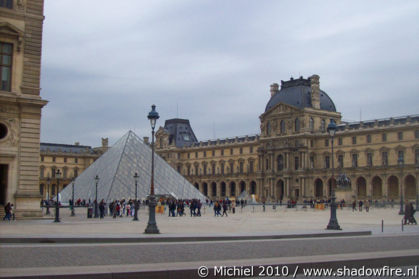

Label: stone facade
[156,75,419,203]
[38,138,108,200]
[0,0,48,218]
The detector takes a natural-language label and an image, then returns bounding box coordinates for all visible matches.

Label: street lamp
[54,169,62,223]
[94,175,99,218]
[46,176,51,215]
[326,119,341,230]
[398,155,404,215]
[133,172,139,221]
[71,177,76,216]
[145,104,160,234]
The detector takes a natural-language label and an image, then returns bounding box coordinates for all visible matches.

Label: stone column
[366,177,372,198]
[382,175,388,200]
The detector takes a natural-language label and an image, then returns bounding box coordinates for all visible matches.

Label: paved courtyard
[1,204,418,237]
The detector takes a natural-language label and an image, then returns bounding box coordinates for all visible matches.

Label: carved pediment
[0,22,24,51]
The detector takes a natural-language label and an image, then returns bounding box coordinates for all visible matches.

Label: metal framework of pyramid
[59,131,206,203]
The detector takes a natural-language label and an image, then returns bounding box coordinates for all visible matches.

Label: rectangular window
[240,147,243,154]
[187,153,190,159]
[325,156,330,169]
[382,152,388,166]
[187,166,191,176]
[416,149,419,165]
[240,162,243,174]
[310,156,314,168]
[41,156,44,162]
[367,135,371,143]
[64,157,67,163]
[195,152,198,158]
[398,150,404,164]
[295,157,299,170]
[382,133,387,142]
[250,146,253,153]
[310,140,314,148]
[338,137,342,145]
[249,161,254,173]
[416,130,419,139]
[221,149,224,156]
[266,159,269,170]
[352,154,358,167]
[0,42,13,91]
[325,139,329,147]
[177,166,181,173]
[398,132,403,141]
[203,151,206,158]
[52,157,56,162]
[212,150,215,156]
[367,153,373,167]
[231,148,234,155]
[75,158,78,163]
[338,155,344,169]
[0,0,13,8]
[352,136,357,144]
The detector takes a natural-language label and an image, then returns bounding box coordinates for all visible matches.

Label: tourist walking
[352,200,357,211]
[3,202,11,221]
[222,202,228,217]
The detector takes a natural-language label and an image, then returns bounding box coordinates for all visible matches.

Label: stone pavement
[0,205,418,237]
[1,205,418,279]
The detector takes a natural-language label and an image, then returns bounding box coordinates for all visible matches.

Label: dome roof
[265,76,336,112]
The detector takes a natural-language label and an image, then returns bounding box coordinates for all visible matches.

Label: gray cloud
[40,0,419,146]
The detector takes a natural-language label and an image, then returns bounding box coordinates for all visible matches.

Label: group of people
[351,200,371,212]
[167,199,203,217]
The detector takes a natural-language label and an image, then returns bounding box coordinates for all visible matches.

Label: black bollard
[381,219,384,233]
[401,219,404,232]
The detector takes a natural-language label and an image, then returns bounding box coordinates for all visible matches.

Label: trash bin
[87,207,93,218]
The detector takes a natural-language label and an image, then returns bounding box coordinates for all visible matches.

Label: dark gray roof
[265,78,336,112]
[40,143,95,154]
[164,118,198,148]
[336,114,419,131]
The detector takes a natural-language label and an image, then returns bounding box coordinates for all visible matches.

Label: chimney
[101,137,108,148]
[270,83,279,97]
[310,74,320,109]
[74,142,80,146]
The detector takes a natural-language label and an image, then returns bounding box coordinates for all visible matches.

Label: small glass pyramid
[59,131,207,203]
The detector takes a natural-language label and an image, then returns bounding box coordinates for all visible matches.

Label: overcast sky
[40,0,419,147]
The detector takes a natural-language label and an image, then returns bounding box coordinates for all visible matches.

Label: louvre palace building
[155,75,419,203]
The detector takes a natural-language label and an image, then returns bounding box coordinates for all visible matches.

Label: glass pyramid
[59,131,206,203]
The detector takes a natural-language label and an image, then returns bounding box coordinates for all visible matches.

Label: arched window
[309,117,314,131]
[280,120,285,134]
[295,118,300,132]
[277,155,284,171]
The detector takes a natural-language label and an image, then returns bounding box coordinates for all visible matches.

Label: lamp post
[54,169,61,223]
[326,119,341,230]
[145,104,160,234]
[46,176,51,215]
[94,175,99,218]
[398,156,404,215]
[133,172,139,221]
[71,177,75,216]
